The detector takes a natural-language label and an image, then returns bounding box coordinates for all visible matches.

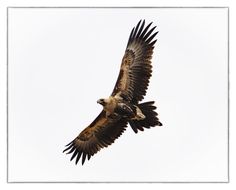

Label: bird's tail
[129,101,162,133]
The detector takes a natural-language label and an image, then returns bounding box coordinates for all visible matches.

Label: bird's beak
[97,99,105,106]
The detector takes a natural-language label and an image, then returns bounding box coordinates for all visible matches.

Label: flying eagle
[63,20,162,165]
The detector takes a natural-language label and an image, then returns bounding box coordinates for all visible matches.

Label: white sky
[7,7,228,182]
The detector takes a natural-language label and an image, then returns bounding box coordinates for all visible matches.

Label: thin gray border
[6,6,9,183]
[6,6,230,183]
[227,7,230,183]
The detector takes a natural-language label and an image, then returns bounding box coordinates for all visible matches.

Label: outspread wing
[112,20,158,103]
[63,111,127,165]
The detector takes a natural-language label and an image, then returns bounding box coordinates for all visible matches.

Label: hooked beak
[97,99,104,105]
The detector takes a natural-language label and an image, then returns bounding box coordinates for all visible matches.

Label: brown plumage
[63,20,162,165]
[63,111,127,165]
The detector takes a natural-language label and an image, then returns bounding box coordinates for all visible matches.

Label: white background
[7,7,228,182]
[1,0,236,190]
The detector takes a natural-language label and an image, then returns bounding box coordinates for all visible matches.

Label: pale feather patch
[133,106,146,120]
[103,96,117,117]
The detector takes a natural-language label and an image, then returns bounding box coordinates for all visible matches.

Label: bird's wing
[112,20,158,104]
[63,111,127,165]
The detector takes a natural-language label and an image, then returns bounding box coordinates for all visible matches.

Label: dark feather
[132,20,142,39]
[75,151,82,165]
[136,20,145,38]
[82,153,86,165]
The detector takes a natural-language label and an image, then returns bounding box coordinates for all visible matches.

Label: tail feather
[129,101,162,133]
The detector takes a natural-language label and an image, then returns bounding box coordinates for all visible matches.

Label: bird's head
[97,98,106,106]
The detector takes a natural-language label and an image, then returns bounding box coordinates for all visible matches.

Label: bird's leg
[115,102,136,118]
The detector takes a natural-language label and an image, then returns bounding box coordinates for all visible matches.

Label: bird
[63,20,162,165]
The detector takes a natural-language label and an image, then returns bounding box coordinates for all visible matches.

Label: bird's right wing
[63,111,127,165]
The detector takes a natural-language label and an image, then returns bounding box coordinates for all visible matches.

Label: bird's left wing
[63,111,127,165]
[112,20,158,104]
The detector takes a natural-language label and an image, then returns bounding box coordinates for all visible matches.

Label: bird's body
[97,95,145,120]
[64,20,162,165]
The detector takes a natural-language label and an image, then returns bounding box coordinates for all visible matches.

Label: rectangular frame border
[6,6,230,183]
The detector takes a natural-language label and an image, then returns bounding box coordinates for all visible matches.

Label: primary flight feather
[63,20,162,165]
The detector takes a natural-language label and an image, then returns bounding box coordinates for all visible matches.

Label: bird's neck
[103,96,117,115]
